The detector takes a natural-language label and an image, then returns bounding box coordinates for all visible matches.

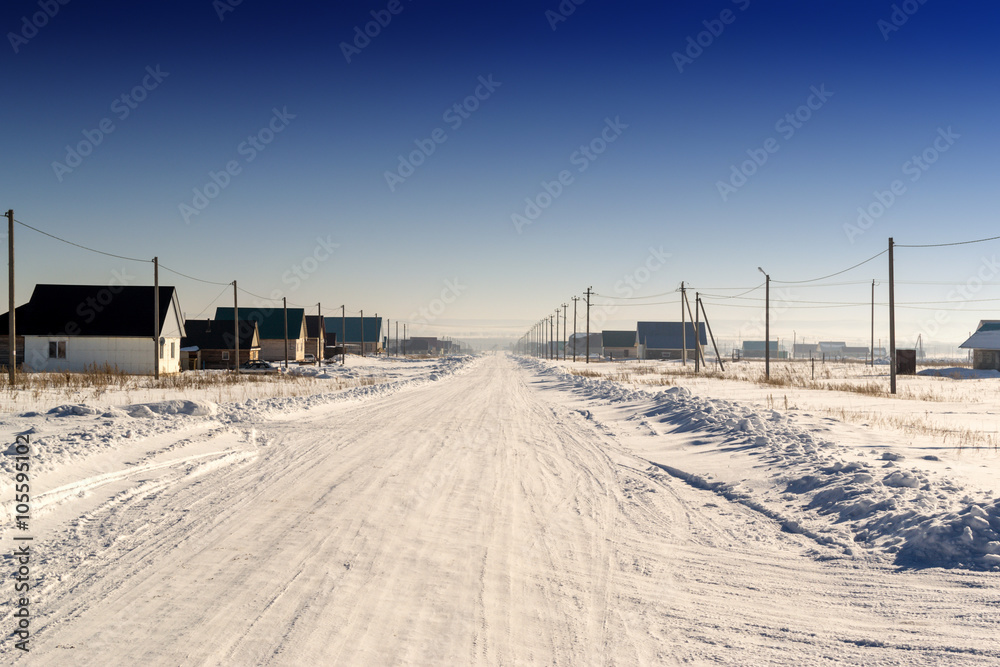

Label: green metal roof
[215,307,304,340]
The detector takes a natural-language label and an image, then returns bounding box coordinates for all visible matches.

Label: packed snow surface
[0,353,997,665]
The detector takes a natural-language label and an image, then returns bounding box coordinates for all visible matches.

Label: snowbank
[523,356,1000,571]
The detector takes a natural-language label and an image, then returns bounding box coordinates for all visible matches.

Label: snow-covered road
[7,354,999,665]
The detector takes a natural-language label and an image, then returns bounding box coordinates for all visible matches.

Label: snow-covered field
[1,353,998,664]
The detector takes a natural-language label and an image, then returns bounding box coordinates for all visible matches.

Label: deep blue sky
[2,0,998,348]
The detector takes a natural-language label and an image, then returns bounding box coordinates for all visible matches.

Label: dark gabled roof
[305,315,325,338]
[637,321,706,349]
[182,319,259,350]
[325,316,383,344]
[0,284,180,337]
[602,330,636,348]
[214,307,305,340]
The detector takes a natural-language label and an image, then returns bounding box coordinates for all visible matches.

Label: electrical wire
[897,234,1000,249]
[15,218,149,263]
[770,249,887,284]
[159,263,231,286]
[190,283,234,319]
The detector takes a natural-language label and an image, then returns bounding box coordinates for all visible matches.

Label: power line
[191,283,233,319]
[589,299,681,307]
[897,234,1000,249]
[15,218,148,263]
[159,263,231,286]
[771,249,887,284]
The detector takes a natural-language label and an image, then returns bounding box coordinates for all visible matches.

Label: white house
[959,320,1000,371]
[10,284,185,374]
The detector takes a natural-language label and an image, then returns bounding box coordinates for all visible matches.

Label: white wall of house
[24,336,182,374]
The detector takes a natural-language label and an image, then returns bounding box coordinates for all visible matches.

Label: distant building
[1,284,185,374]
[567,332,602,357]
[181,319,260,369]
[637,322,705,360]
[304,315,325,360]
[741,341,786,359]
[216,306,306,362]
[326,317,383,355]
[793,343,819,359]
[959,320,1000,370]
[602,330,637,359]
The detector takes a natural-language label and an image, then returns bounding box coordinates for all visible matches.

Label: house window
[171,342,176,359]
[48,341,66,359]
[222,351,230,361]
[159,340,164,359]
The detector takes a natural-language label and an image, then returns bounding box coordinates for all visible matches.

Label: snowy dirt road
[7,354,999,665]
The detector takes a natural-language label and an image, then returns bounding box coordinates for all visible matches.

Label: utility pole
[554,309,559,360]
[572,296,579,363]
[395,320,399,356]
[360,309,365,358]
[698,294,726,372]
[317,302,322,364]
[871,279,876,367]
[585,286,592,363]
[283,297,288,370]
[153,256,160,380]
[694,292,701,373]
[758,267,770,381]
[681,281,687,366]
[233,281,239,371]
[341,304,346,365]
[562,303,568,360]
[6,209,14,385]
[889,238,896,394]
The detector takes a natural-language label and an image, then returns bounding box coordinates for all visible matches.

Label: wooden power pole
[153,256,160,380]
[7,210,14,385]
[889,238,896,394]
[585,286,592,363]
[233,281,239,371]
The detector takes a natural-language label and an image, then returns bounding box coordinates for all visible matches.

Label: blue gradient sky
[2,0,998,349]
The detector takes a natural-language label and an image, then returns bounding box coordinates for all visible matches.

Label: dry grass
[0,363,388,410]
[824,406,998,451]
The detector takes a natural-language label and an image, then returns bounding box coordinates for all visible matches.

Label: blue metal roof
[325,316,383,344]
[636,321,706,349]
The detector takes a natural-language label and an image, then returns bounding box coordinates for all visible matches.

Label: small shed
[959,321,1000,370]
[181,319,261,369]
[602,330,637,359]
